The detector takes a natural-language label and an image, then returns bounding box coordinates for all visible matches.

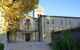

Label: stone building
[7,14,80,43]
[38,15,80,43]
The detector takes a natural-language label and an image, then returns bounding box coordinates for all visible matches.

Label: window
[77,20,80,25]
[69,20,71,25]
[26,19,30,23]
[13,0,16,1]
[46,19,49,24]
[16,18,20,22]
[61,20,63,25]
[52,19,55,24]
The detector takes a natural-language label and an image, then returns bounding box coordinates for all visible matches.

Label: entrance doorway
[7,31,10,42]
[25,34,30,41]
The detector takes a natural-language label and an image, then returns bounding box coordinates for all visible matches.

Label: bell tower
[34,5,44,18]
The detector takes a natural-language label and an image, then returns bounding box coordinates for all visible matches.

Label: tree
[0,0,39,32]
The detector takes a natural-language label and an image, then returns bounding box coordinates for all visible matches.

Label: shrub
[50,30,77,50]
[0,43,4,50]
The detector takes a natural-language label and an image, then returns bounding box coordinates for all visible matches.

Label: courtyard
[7,42,51,50]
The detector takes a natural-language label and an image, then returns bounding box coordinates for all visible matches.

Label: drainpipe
[33,9,35,18]
[38,15,40,41]
[43,16,45,41]
[65,18,67,30]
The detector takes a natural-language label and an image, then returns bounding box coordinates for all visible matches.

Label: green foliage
[0,43,4,50]
[53,40,61,50]
[0,0,39,31]
[50,30,78,50]
[51,29,54,42]
[1,0,39,13]
[61,30,71,47]
[11,28,17,32]
[51,29,62,50]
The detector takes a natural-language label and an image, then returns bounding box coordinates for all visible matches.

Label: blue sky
[39,0,80,17]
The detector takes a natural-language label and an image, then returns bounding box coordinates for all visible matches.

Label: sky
[39,0,80,17]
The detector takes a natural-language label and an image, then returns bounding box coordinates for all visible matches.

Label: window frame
[61,20,63,25]
[69,20,71,25]
[26,19,30,23]
[46,19,49,24]
[52,19,55,24]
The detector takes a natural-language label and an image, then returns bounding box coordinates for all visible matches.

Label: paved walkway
[7,42,51,50]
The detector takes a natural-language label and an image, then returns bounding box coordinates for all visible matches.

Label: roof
[39,15,80,19]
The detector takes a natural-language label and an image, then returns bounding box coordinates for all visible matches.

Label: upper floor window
[46,19,49,24]
[16,18,20,22]
[77,20,80,25]
[52,19,55,24]
[69,20,71,25]
[13,0,16,1]
[61,20,63,25]
[12,0,21,3]
[26,19,30,23]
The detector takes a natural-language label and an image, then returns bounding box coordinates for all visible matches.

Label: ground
[7,42,51,50]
